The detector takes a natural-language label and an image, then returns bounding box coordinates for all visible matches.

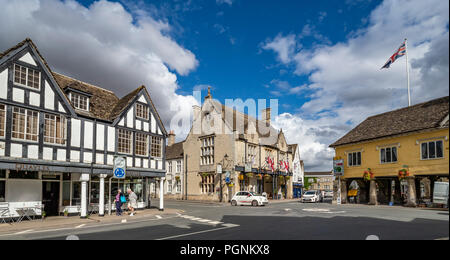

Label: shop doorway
[42,182,60,216]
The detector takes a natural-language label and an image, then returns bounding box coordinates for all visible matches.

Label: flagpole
[405,38,411,106]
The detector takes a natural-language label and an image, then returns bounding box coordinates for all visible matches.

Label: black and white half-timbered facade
[0,39,167,219]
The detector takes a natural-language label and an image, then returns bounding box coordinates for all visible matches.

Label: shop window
[0,169,5,179]
[8,170,39,179]
[0,180,5,202]
[62,181,71,206]
[380,147,398,163]
[348,152,361,167]
[90,182,100,204]
[72,182,81,206]
[421,140,444,160]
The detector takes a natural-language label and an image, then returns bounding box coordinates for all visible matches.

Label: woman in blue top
[115,189,124,216]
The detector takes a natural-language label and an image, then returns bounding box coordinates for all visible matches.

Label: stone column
[369,179,378,205]
[80,173,89,218]
[405,177,417,207]
[159,177,165,211]
[340,179,347,204]
[99,174,107,217]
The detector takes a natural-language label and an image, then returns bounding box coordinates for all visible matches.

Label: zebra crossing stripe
[208,221,224,225]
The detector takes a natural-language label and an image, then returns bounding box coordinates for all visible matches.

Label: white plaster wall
[0,69,8,100]
[127,107,134,128]
[0,141,5,156]
[58,102,66,113]
[84,121,93,149]
[84,152,92,163]
[107,126,115,152]
[138,95,147,104]
[96,124,105,151]
[135,158,141,168]
[57,149,66,161]
[70,151,80,162]
[143,159,149,168]
[96,153,104,164]
[43,147,53,160]
[143,122,149,132]
[44,81,55,110]
[12,88,24,103]
[136,120,141,130]
[151,114,156,133]
[107,155,114,165]
[127,157,132,167]
[150,159,155,169]
[118,118,124,126]
[28,145,39,159]
[29,92,40,107]
[18,52,37,66]
[71,119,81,147]
[10,143,23,158]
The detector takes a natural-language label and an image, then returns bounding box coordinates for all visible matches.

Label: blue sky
[1,0,448,170]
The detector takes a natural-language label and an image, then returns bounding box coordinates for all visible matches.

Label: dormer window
[70,92,89,111]
[136,103,149,120]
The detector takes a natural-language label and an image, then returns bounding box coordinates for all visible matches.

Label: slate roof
[330,96,449,147]
[166,142,184,160]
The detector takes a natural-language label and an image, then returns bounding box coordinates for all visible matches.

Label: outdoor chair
[0,202,11,224]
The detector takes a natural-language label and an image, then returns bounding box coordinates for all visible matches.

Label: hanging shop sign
[333,159,344,176]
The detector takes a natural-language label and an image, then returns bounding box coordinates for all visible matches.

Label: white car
[301,190,321,203]
[231,191,269,207]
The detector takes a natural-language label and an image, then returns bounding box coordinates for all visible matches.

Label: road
[1,200,448,240]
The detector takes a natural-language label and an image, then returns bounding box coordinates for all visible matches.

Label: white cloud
[261,34,297,64]
[0,0,200,140]
[216,0,234,6]
[266,0,449,171]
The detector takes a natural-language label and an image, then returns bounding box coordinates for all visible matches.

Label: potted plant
[200,172,209,178]
[398,169,410,179]
[63,209,69,218]
[42,211,46,220]
[363,168,374,181]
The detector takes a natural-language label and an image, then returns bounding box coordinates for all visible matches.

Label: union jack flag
[381,40,406,69]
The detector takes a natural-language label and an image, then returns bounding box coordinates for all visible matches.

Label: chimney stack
[168,130,176,146]
[262,108,271,125]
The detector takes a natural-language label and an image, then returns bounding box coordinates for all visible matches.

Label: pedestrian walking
[115,189,124,216]
[127,188,138,216]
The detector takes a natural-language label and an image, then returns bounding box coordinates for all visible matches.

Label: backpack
[120,194,127,203]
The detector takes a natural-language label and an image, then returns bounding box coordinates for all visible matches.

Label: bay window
[12,107,38,141]
[44,113,67,145]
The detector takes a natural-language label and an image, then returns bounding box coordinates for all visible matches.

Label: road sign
[333,159,344,176]
[217,164,222,174]
[113,156,126,179]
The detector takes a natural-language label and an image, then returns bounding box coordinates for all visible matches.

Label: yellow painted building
[330,96,449,206]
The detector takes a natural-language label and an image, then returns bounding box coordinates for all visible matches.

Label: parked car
[324,190,333,199]
[301,190,322,203]
[231,191,269,207]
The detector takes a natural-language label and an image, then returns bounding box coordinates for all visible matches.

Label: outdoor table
[15,207,35,223]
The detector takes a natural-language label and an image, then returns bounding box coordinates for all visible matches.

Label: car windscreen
[304,191,315,195]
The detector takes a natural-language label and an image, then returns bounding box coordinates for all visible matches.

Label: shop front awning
[0,158,166,178]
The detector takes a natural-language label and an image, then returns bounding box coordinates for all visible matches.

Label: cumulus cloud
[261,34,297,64]
[0,0,200,140]
[265,0,449,171]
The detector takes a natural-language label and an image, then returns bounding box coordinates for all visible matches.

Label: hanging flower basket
[228,183,234,187]
[363,168,374,181]
[264,174,271,180]
[285,176,291,181]
[398,169,410,180]
[175,176,181,181]
[200,173,210,178]
[246,173,254,178]
[238,174,244,181]
[256,174,263,180]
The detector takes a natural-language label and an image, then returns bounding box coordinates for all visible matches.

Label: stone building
[330,96,449,206]
[164,131,184,200]
[182,88,296,202]
[304,171,334,192]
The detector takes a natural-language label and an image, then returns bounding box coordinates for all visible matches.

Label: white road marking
[208,221,224,225]
[197,219,212,223]
[155,215,162,219]
[366,235,380,240]
[14,229,34,235]
[222,223,240,228]
[190,218,203,221]
[75,224,86,228]
[302,208,331,212]
[157,224,240,240]
[121,219,127,223]
[66,235,80,240]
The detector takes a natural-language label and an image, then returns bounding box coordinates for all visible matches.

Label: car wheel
[252,200,258,207]
[231,200,237,206]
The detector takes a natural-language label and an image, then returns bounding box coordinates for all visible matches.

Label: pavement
[0,200,447,240]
